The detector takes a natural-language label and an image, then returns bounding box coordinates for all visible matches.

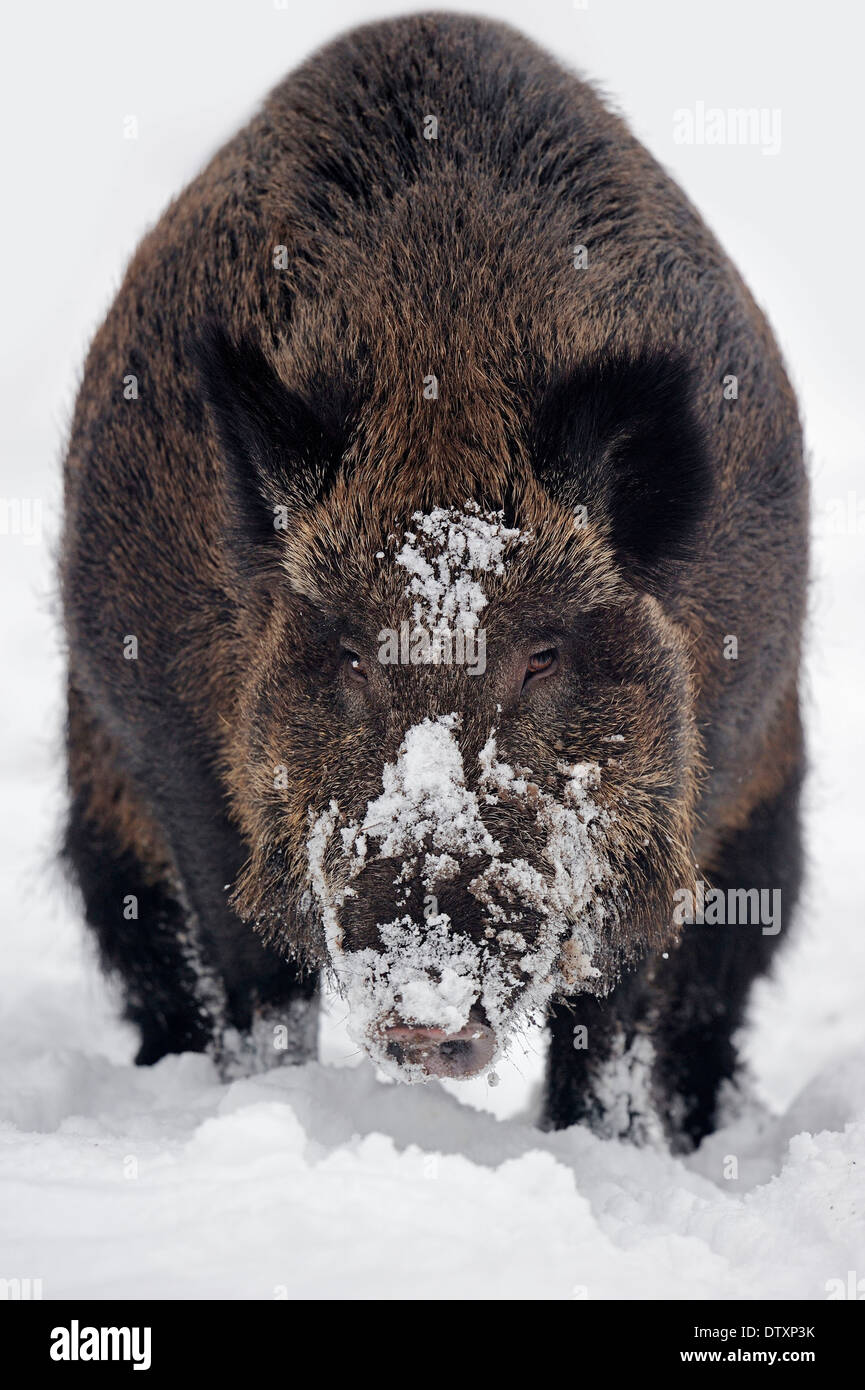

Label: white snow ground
[1,0,864,1300]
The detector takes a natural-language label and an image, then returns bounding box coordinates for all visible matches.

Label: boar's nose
[383,1011,496,1079]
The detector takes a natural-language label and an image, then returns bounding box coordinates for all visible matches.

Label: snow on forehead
[394,503,529,631]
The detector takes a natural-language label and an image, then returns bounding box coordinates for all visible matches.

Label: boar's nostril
[438,1038,472,1065]
[382,1017,496,1080]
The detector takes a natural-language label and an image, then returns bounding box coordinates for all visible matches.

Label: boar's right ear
[532,350,712,591]
[189,321,349,566]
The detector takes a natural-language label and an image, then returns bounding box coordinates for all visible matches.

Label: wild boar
[61,13,807,1147]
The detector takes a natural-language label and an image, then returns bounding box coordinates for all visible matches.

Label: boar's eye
[342,649,368,684]
[522,646,559,689]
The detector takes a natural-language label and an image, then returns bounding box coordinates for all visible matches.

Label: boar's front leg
[543,972,663,1144]
[648,764,803,1149]
[544,764,803,1148]
[63,680,318,1074]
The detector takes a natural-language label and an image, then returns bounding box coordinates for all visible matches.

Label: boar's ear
[532,351,712,588]
[190,321,349,565]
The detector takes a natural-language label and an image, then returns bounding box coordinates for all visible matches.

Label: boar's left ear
[189,321,350,564]
[531,350,712,589]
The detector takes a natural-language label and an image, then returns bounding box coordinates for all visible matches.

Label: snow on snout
[307,716,500,1071]
[306,714,614,1081]
[353,714,499,870]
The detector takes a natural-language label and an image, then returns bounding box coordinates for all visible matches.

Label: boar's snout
[381,1007,496,1079]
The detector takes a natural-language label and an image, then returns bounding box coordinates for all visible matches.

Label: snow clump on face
[306,714,615,1081]
[353,714,499,872]
[475,734,611,989]
[394,503,529,632]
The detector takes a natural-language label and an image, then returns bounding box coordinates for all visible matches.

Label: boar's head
[197,328,708,1081]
